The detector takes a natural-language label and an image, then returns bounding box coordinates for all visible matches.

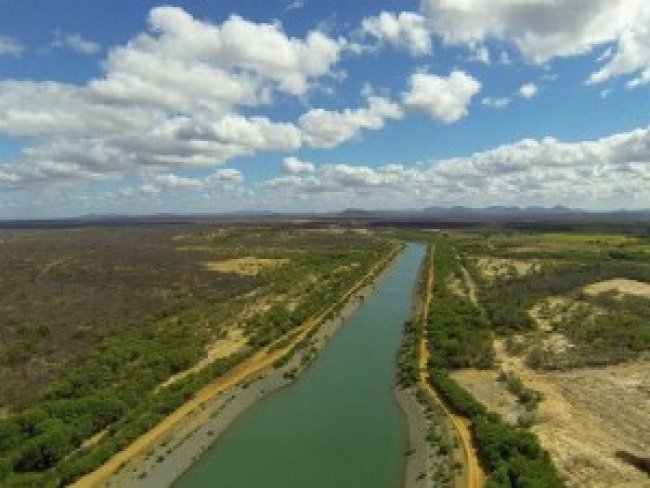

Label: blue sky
[0,0,649,217]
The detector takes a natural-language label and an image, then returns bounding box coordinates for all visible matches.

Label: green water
[176,243,424,488]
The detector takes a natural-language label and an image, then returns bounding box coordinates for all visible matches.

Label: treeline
[396,248,430,388]
[0,342,247,486]
[427,240,494,369]
[397,318,421,387]
[429,366,562,487]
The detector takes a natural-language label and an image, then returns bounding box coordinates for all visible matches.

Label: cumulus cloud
[361,11,431,55]
[588,13,650,87]
[518,82,538,99]
[363,2,650,85]
[211,168,244,182]
[402,71,481,122]
[299,94,403,148]
[52,32,101,55]
[421,0,646,63]
[136,168,244,194]
[282,156,315,174]
[259,126,650,210]
[0,6,347,189]
[0,36,24,57]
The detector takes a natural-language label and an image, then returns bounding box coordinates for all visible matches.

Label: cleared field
[476,256,539,282]
[534,233,639,245]
[509,341,649,487]
[584,278,650,298]
[203,257,289,275]
[455,344,650,487]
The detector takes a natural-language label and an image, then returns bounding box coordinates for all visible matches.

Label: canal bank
[169,243,425,488]
[105,243,412,487]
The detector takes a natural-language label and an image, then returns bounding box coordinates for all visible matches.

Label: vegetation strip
[425,237,564,488]
[72,241,402,487]
[417,245,486,488]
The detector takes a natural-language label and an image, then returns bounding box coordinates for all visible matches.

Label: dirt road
[418,245,486,488]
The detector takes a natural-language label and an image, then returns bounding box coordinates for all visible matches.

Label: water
[176,244,424,488]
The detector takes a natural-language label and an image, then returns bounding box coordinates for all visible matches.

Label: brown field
[476,257,539,282]
[203,257,289,275]
[454,339,650,487]
[584,278,650,298]
[450,369,521,424]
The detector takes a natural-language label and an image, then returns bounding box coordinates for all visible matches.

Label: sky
[0,0,649,218]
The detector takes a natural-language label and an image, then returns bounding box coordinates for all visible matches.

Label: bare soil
[204,257,289,276]
[451,369,522,425]
[493,339,650,487]
[584,278,650,298]
[476,257,539,282]
[160,328,248,389]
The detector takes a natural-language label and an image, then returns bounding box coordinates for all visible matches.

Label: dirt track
[72,244,400,488]
[418,245,485,488]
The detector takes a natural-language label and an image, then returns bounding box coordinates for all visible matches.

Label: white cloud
[626,68,650,88]
[210,168,244,182]
[370,0,650,86]
[482,96,511,109]
[519,82,538,99]
[421,0,647,65]
[89,7,345,112]
[0,6,345,189]
[210,115,301,152]
[141,7,343,97]
[361,11,431,55]
[286,1,305,12]
[299,94,403,148]
[260,126,650,210]
[468,43,490,64]
[138,168,244,194]
[282,156,315,174]
[588,12,650,86]
[153,173,204,189]
[0,36,24,57]
[402,70,481,122]
[52,32,101,55]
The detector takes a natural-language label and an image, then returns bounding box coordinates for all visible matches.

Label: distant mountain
[421,205,581,216]
[2,206,649,230]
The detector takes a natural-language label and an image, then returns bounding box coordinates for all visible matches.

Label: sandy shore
[395,386,432,488]
[395,248,435,488]
[102,245,403,488]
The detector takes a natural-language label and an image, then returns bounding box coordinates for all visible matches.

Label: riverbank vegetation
[0,226,394,486]
[415,236,564,487]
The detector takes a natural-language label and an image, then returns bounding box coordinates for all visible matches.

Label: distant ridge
[1,206,649,230]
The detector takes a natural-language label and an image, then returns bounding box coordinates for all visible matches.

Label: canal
[176,243,425,488]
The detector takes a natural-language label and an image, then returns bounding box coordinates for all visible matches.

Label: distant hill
[1,206,649,230]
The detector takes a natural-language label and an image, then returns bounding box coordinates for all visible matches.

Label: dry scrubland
[0,225,393,486]
[445,227,650,487]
